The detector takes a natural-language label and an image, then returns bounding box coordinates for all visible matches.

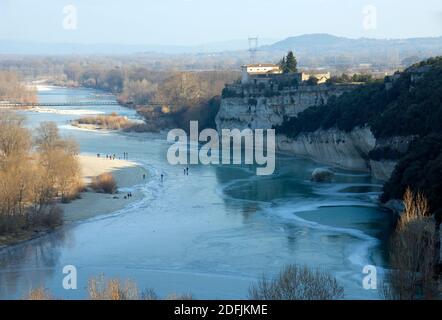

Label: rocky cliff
[216,83,412,180]
[276,128,408,180]
[216,84,355,130]
[276,127,375,171]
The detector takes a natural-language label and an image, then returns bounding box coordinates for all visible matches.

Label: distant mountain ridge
[1,34,442,55]
[262,33,442,52]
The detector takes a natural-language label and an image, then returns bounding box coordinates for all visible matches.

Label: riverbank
[61,155,148,222]
[0,155,148,247]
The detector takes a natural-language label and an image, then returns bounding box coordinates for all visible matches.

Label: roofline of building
[241,63,281,68]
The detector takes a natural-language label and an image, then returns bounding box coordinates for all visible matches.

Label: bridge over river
[0,101,175,108]
[0,101,120,107]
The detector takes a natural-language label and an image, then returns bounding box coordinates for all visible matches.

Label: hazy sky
[0,0,441,45]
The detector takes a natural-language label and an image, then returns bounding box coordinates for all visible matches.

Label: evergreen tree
[285,51,298,73]
[279,57,286,72]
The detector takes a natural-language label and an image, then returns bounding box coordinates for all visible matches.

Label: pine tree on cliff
[284,51,298,73]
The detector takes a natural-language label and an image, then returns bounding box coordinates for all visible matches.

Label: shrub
[248,265,344,300]
[141,288,159,300]
[22,276,195,300]
[24,287,54,300]
[75,114,133,130]
[90,173,117,194]
[165,293,194,300]
[87,276,193,300]
[384,218,437,299]
[88,275,139,300]
[383,189,439,300]
[0,215,25,235]
[61,183,85,203]
[400,188,430,225]
[43,206,64,228]
[140,289,194,300]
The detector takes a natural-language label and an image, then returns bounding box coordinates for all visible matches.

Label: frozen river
[0,86,394,299]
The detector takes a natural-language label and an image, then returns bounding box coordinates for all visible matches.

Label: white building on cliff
[241,63,331,85]
[241,64,282,84]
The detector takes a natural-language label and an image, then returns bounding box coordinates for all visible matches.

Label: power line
[248,36,258,64]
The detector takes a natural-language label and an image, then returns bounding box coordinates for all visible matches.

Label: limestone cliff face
[276,127,376,171]
[216,85,354,130]
[368,135,416,180]
[277,128,414,180]
[216,84,412,181]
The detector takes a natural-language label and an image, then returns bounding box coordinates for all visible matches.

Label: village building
[241,63,331,85]
[241,64,282,84]
[297,71,331,84]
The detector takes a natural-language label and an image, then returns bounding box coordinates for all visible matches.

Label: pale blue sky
[0,0,441,45]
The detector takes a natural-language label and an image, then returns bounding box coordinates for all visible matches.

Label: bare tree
[249,265,344,300]
[0,71,36,103]
[383,188,439,299]
[0,111,31,164]
[0,116,82,237]
[24,287,54,300]
[88,275,139,300]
